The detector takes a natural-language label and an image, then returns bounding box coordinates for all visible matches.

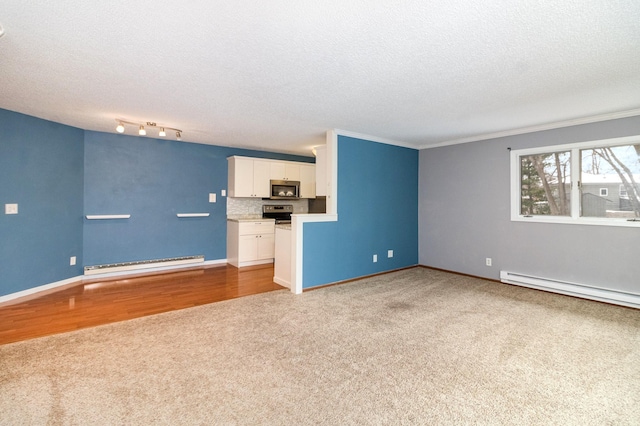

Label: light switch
[209,193,216,203]
[5,203,18,214]
[221,189,226,197]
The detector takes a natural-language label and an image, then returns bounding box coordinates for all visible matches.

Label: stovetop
[262,204,293,224]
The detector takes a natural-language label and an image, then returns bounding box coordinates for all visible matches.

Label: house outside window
[620,184,628,197]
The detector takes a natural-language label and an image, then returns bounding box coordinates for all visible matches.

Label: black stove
[262,204,293,224]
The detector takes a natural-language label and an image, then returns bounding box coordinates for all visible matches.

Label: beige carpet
[1,267,639,425]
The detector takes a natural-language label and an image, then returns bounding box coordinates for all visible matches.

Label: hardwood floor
[0,264,285,345]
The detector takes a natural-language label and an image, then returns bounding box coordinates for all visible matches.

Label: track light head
[159,128,166,137]
[116,122,125,133]
[138,125,146,136]
[176,131,182,141]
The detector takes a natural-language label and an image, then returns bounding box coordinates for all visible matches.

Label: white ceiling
[1,1,639,156]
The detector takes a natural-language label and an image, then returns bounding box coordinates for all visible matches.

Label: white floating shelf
[86,215,131,220]
[177,213,210,218]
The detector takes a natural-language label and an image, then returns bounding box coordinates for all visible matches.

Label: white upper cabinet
[300,164,316,199]
[253,161,271,196]
[228,157,270,198]
[270,162,300,181]
[228,156,316,198]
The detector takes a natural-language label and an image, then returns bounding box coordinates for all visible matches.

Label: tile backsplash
[226,197,309,216]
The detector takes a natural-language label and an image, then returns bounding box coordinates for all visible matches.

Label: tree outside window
[520,151,570,216]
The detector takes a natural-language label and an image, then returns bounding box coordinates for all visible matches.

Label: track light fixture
[114,119,183,140]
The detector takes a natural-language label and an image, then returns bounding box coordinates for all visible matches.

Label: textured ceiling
[1,1,639,155]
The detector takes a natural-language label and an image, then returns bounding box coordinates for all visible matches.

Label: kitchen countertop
[275,223,292,230]
[227,215,275,222]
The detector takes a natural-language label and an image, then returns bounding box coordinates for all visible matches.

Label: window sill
[512,215,640,228]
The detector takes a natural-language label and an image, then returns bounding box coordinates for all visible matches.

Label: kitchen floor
[0,264,284,345]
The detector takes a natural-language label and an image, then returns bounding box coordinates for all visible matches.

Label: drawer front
[238,221,274,235]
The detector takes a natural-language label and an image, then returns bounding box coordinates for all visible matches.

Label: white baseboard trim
[0,275,82,306]
[233,259,274,268]
[273,276,291,289]
[500,270,640,310]
[0,259,228,306]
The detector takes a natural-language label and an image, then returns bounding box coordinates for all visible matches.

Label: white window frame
[510,135,640,228]
[599,188,609,197]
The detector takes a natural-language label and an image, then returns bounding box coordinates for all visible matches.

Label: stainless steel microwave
[270,180,300,199]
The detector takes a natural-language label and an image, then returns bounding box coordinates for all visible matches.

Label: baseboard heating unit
[500,271,640,310]
[84,255,205,276]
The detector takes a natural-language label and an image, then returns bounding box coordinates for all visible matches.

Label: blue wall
[1,109,416,297]
[0,109,85,296]
[302,135,419,288]
[0,108,313,297]
[83,131,311,266]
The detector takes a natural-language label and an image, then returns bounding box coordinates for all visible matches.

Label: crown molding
[332,129,417,150]
[419,108,640,150]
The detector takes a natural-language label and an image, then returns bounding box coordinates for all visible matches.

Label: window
[511,135,640,227]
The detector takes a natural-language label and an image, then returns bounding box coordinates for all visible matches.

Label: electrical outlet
[388,250,393,258]
[373,254,378,263]
[70,256,77,266]
[209,193,216,203]
[5,203,18,214]
[485,258,492,267]
[221,189,226,197]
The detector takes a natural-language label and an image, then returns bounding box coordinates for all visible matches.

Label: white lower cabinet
[238,233,275,261]
[227,220,275,267]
